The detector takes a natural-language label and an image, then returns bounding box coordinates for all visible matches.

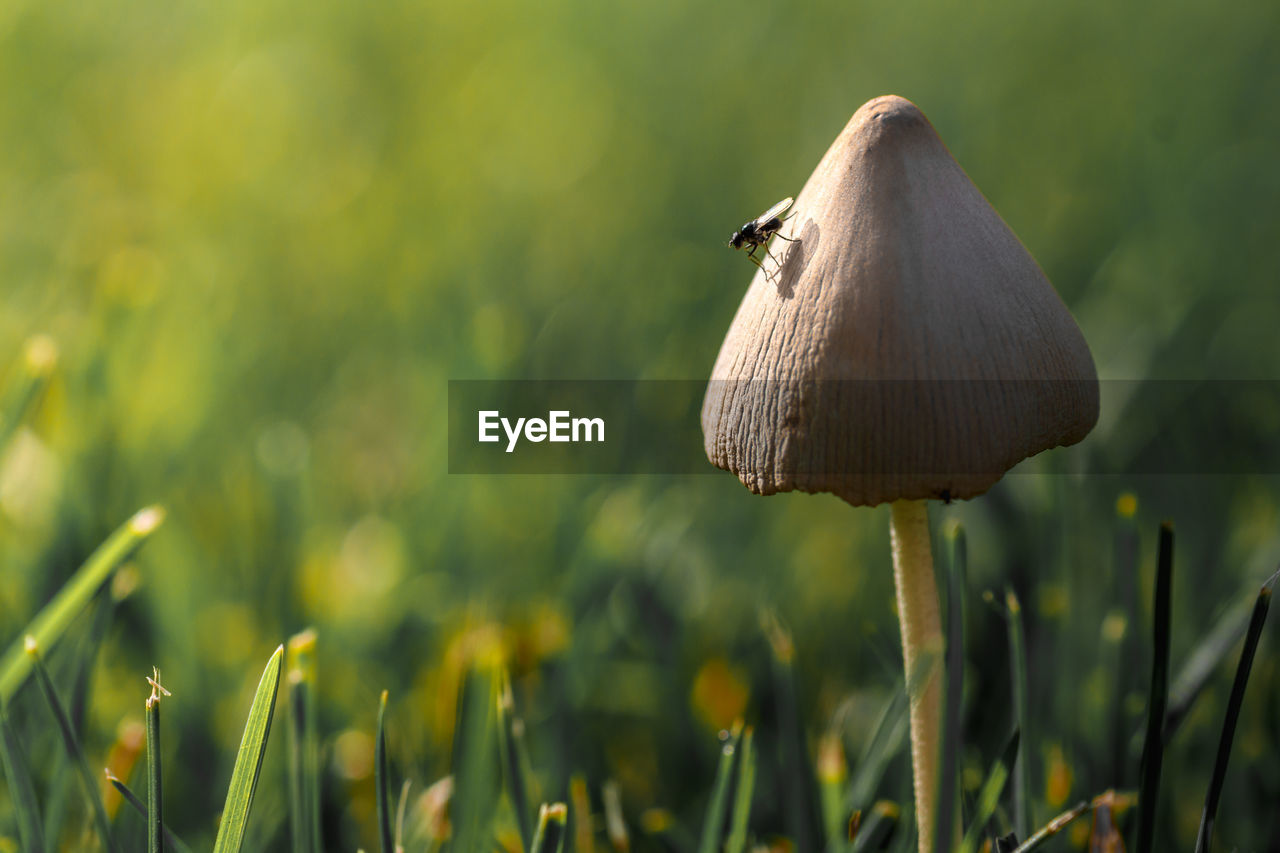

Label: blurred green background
[2,0,1279,848]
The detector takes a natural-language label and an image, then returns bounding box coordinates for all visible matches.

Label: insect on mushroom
[728,197,796,273]
[703,96,1099,853]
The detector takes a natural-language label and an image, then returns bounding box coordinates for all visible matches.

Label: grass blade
[1003,589,1031,839]
[935,524,966,853]
[395,778,412,852]
[532,803,569,853]
[846,689,908,815]
[1134,522,1173,853]
[27,638,117,852]
[376,690,395,853]
[212,644,285,853]
[1193,568,1277,853]
[45,581,125,841]
[852,801,900,852]
[0,707,46,853]
[818,732,848,851]
[1009,790,1132,853]
[957,729,1019,853]
[1088,790,1126,850]
[697,722,742,853]
[569,774,594,853]
[105,771,195,853]
[763,610,823,851]
[1009,800,1086,853]
[724,726,756,853]
[1165,589,1256,741]
[0,334,57,451]
[146,669,170,853]
[0,506,165,706]
[602,780,630,852]
[498,670,534,851]
[286,629,321,853]
[451,665,500,853]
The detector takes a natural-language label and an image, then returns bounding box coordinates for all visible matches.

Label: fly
[728,197,796,273]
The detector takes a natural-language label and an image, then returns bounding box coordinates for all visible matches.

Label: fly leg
[747,246,776,280]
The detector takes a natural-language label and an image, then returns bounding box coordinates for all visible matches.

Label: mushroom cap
[702,95,1099,507]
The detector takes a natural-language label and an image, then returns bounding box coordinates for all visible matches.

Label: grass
[0,504,1273,851]
[145,669,168,853]
[212,645,285,853]
[0,373,1276,850]
[1134,522,1174,853]
[0,708,45,852]
[376,690,395,852]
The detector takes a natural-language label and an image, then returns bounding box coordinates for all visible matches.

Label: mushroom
[702,95,1098,852]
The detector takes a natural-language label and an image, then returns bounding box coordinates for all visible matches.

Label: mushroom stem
[889,498,943,853]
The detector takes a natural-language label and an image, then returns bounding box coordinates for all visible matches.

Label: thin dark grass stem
[1135,522,1174,853]
[146,684,163,853]
[376,690,394,853]
[499,670,534,851]
[0,708,46,853]
[105,771,194,853]
[1004,589,1031,840]
[27,639,117,853]
[1193,568,1277,853]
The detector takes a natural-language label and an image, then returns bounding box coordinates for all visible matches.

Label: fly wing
[757,197,794,224]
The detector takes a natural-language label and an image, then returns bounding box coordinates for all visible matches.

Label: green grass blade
[105,770,195,853]
[957,729,1019,853]
[212,644,285,853]
[568,774,592,853]
[146,673,167,853]
[818,732,848,852]
[376,690,395,853]
[395,778,412,852]
[1003,589,1031,839]
[697,722,742,853]
[1134,522,1173,853]
[1193,568,1276,853]
[724,726,756,853]
[45,581,128,843]
[0,334,57,451]
[935,524,966,853]
[846,689,908,815]
[0,707,46,853]
[0,506,165,706]
[498,669,534,851]
[286,629,321,853]
[763,610,823,851]
[451,665,500,853]
[1165,589,1255,741]
[531,803,568,853]
[27,639,117,852]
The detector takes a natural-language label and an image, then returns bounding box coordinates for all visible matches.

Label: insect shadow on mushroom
[774,218,820,299]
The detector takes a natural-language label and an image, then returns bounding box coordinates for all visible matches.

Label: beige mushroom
[702,95,1098,852]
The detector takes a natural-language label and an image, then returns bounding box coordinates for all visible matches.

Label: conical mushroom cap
[702,95,1099,507]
